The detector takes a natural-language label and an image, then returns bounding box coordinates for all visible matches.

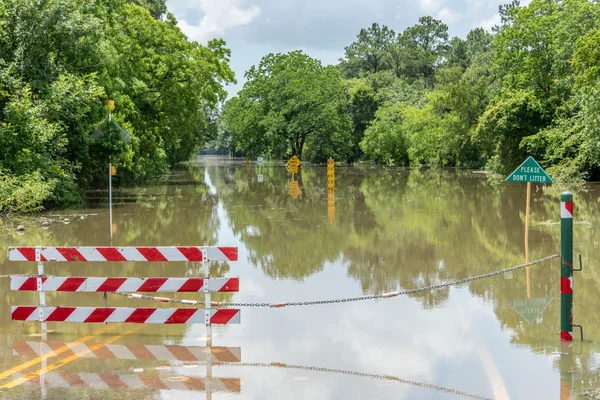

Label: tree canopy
[221,0,600,183]
[223,51,351,162]
[0,0,234,212]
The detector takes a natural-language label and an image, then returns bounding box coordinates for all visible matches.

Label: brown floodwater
[1,156,600,399]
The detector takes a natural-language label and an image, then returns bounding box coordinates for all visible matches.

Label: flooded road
[1,156,600,399]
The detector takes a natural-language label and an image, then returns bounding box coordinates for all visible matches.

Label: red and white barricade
[11,276,239,292]
[9,246,238,262]
[8,246,240,328]
[8,245,242,395]
[10,371,241,393]
[13,341,241,362]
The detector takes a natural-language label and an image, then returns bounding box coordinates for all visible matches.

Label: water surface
[1,156,599,399]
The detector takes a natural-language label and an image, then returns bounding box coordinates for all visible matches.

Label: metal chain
[148,361,491,400]
[110,254,559,308]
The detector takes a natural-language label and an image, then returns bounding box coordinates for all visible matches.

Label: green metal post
[560,192,573,341]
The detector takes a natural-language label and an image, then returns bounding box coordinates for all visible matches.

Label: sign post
[506,157,571,340]
[327,158,335,223]
[506,156,554,297]
[257,157,263,183]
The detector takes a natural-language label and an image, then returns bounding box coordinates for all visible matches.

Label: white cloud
[172,0,261,44]
[436,7,461,24]
[419,0,444,13]
[477,13,501,32]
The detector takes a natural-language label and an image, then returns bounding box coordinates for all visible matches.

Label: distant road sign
[506,156,554,184]
[511,297,553,323]
[288,156,301,168]
[257,157,264,165]
[289,165,298,174]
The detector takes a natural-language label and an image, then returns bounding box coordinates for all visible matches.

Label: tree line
[217,0,600,183]
[0,0,234,212]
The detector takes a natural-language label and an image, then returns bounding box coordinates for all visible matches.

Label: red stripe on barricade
[93,345,118,360]
[60,371,88,387]
[177,278,204,292]
[17,248,36,261]
[222,278,239,292]
[57,247,86,262]
[165,345,197,361]
[18,277,47,291]
[220,247,238,261]
[177,247,204,261]
[96,248,126,262]
[57,277,86,292]
[213,347,240,362]
[137,248,167,262]
[127,344,157,360]
[184,377,207,391]
[138,373,168,390]
[222,377,242,392]
[12,341,37,357]
[165,309,197,324]
[99,373,127,389]
[211,309,238,324]
[85,308,115,323]
[46,307,76,322]
[125,308,155,323]
[97,277,127,292]
[138,278,168,292]
[12,306,37,321]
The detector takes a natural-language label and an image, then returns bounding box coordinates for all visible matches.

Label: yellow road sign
[289,165,298,174]
[288,155,301,168]
[110,165,117,176]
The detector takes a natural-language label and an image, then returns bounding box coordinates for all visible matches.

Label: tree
[360,102,410,165]
[397,16,449,86]
[128,0,167,19]
[345,78,378,161]
[224,51,352,162]
[0,0,235,212]
[340,23,396,78]
[475,90,547,173]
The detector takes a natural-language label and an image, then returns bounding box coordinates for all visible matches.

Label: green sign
[506,156,554,183]
[510,297,553,323]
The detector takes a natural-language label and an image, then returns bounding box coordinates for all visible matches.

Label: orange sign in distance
[110,165,117,176]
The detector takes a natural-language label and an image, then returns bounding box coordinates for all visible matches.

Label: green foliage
[128,0,167,19]
[224,51,352,162]
[345,79,378,161]
[475,89,547,173]
[339,23,396,78]
[360,102,409,165]
[0,0,234,212]
[396,16,449,86]
[0,171,56,214]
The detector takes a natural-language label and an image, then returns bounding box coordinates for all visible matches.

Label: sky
[165,0,528,98]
